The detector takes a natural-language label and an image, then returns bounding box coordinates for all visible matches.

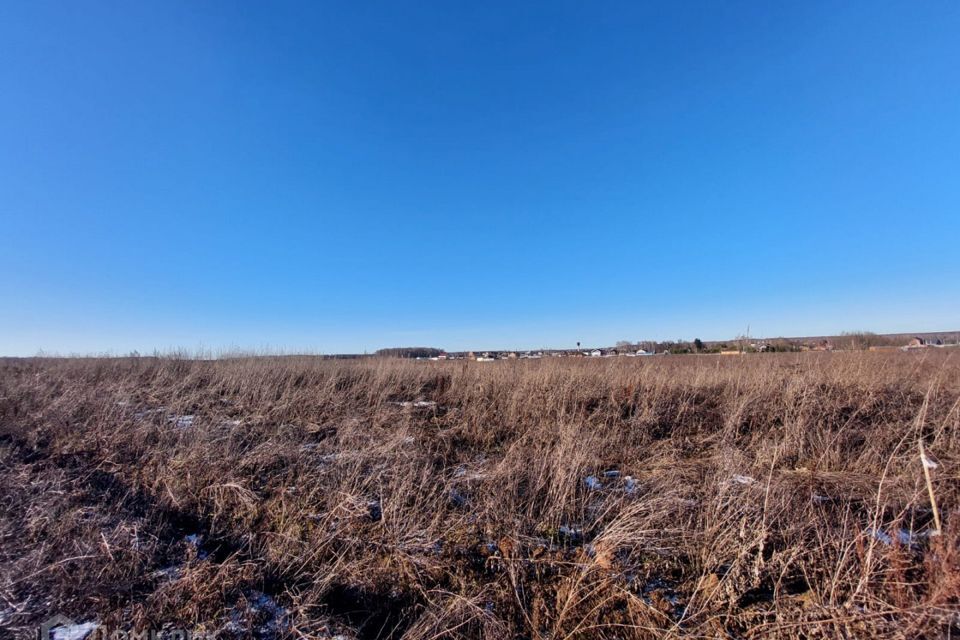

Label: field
[1,352,958,639]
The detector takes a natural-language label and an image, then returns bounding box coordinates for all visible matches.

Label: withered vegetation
[1,352,958,638]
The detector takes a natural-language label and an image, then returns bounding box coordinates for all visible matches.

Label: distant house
[902,337,928,350]
[590,349,602,357]
[636,349,652,356]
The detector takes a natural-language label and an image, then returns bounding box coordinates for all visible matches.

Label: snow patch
[51,622,98,640]
[866,527,931,548]
[249,591,288,636]
[184,533,208,559]
[558,525,584,543]
[133,407,166,421]
[153,565,183,581]
[584,475,602,490]
[394,400,437,408]
[169,415,195,428]
[224,591,290,639]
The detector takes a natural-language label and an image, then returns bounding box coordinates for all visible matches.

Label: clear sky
[2,1,958,355]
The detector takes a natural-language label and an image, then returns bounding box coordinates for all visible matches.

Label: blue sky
[1,1,958,355]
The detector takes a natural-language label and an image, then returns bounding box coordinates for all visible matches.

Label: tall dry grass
[0,351,958,638]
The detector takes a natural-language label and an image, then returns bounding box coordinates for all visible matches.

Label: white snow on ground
[393,400,437,408]
[558,525,584,541]
[223,591,289,638]
[868,527,894,545]
[51,622,98,640]
[251,591,288,631]
[184,533,209,559]
[153,565,182,581]
[867,527,932,547]
[169,415,195,428]
[133,407,165,421]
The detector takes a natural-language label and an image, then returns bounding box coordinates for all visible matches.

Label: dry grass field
[1,352,958,639]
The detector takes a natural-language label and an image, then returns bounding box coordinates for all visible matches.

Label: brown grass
[1,351,958,638]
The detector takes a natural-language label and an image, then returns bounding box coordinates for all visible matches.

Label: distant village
[372,331,960,361]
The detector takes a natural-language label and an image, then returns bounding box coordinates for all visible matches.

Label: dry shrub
[0,351,958,638]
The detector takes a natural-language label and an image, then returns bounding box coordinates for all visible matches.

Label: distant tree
[840,331,896,350]
[766,340,802,352]
[693,338,704,353]
[375,347,443,359]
